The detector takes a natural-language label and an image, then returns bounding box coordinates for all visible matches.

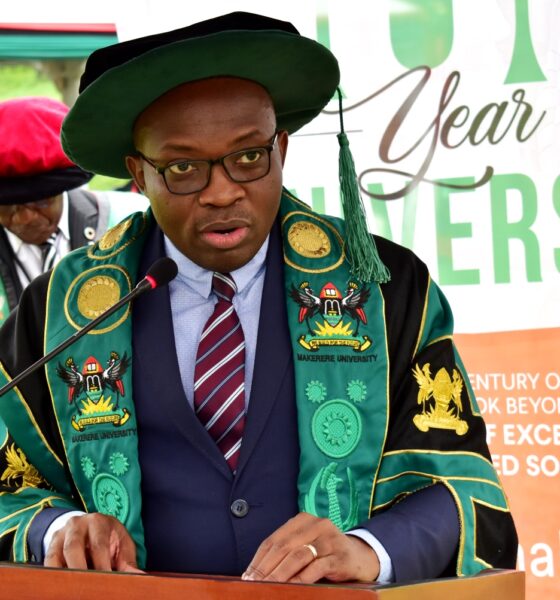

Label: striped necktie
[194,273,246,471]
[40,230,58,272]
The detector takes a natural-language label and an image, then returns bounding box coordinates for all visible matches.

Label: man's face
[126,77,288,273]
[0,195,63,245]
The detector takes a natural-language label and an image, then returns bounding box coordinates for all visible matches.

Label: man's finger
[243,525,294,579]
[244,532,301,581]
[290,534,381,584]
[112,528,141,572]
[44,533,66,569]
[261,542,320,582]
[289,555,341,584]
[44,513,138,572]
[86,529,114,571]
[60,524,90,570]
[243,513,333,581]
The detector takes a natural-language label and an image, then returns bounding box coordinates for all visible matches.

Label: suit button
[231,499,249,518]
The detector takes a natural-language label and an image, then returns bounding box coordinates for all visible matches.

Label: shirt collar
[164,234,270,299]
[4,227,22,254]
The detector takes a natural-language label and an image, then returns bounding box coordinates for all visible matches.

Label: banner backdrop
[118,1,560,597]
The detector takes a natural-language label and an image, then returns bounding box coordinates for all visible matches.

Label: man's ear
[277,130,289,167]
[125,155,146,194]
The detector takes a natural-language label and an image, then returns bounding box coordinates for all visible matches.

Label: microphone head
[144,257,178,289]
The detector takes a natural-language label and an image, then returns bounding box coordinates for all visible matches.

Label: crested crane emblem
[289,280,372,352]
[412,363,469,435]
[57,352,131,432]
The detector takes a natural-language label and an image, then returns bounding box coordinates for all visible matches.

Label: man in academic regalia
[0,12,517,584]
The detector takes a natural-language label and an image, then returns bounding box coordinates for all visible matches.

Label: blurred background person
[0,96,146,325]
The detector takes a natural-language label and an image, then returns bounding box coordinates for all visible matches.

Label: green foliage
[89,175,133,192]
[0,62,61,101]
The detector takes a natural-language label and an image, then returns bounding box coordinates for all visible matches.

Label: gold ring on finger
[303,543,318,560]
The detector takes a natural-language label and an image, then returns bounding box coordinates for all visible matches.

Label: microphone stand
[0,278,152,398]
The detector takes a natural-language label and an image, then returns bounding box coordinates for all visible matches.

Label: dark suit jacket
[0,189,109,312]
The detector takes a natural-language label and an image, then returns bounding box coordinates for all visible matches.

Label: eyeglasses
[137,132,278,195]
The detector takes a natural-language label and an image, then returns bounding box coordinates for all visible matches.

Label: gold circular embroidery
[287,222,331,258]
[64,265,132,335]
[77,276,121,319]
[98,220,132,251]
[282,211,345,274]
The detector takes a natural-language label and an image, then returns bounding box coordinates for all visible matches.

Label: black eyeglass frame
[136,132,278,195]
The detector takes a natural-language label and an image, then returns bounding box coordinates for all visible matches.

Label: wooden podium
[0,563,524,599]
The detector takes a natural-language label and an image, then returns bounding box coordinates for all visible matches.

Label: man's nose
[198,163,245,207]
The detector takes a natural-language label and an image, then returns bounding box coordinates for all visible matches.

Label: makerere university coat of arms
[290,281,372,352]
[57,352,131,431]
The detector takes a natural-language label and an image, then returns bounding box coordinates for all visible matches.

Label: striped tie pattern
[41,230,58,272]
[194,273,246,471]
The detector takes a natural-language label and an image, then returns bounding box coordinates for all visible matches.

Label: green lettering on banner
[389,0,453,69]
[490,173,541,283]
[316,0,331,50]
[311,187,326,214]
[367,183,417,249]
[552,175,560,273]
[316,1,345,99]
[368,184,392,241]
[288,188,331,216]
[434,177,479,285]
[504,0,546,84]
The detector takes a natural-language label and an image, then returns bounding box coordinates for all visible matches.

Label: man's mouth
[212,226,237,234]
[199,221,250,249]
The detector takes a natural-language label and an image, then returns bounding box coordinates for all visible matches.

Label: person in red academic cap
[0,97,110,325]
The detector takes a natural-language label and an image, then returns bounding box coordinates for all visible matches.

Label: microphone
[0,257,178,398]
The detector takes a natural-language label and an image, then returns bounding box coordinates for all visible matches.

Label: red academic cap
[0,96,93,205]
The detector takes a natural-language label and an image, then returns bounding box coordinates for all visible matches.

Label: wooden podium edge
[0,562,374,599]
[0,563,524,600]
[374,569,525,600]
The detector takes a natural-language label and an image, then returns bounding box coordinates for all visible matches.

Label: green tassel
[337,90,390,284]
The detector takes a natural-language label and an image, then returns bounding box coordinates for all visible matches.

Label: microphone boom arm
[0,257,177,398]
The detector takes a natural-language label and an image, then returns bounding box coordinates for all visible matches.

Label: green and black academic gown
[0,190,517,575]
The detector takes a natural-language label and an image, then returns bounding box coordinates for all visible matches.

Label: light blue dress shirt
[164,235,269,407]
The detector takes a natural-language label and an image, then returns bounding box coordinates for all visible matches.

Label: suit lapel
[236,220,293,475]
[0,228,23,309]
[133,224,231,480]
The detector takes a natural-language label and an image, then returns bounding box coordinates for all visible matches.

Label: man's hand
[242,512,380,584]
[44,513,142,572]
